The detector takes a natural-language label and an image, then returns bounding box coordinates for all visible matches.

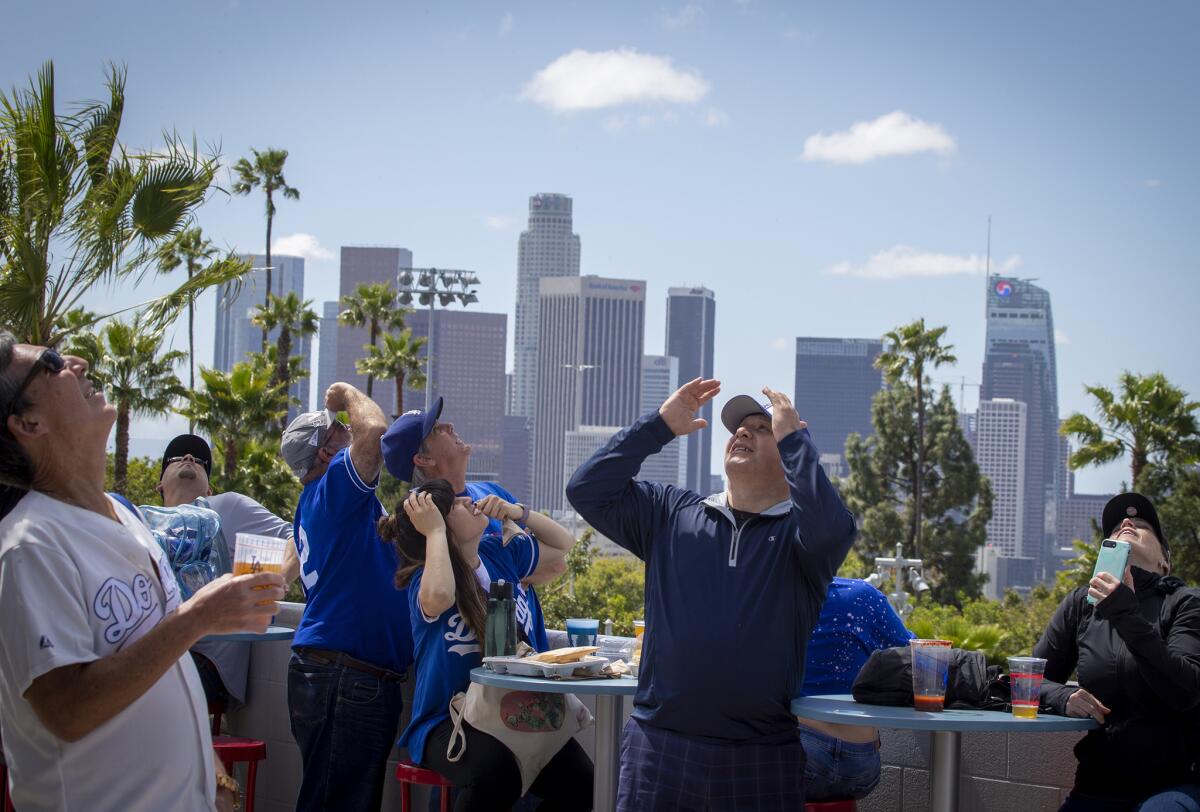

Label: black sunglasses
[13,348,66,401]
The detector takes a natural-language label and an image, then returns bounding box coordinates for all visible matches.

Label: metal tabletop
[791,693,1096,732]
[202,625,296,643]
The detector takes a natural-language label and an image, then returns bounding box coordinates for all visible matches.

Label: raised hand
[404,490,446,537]
[324,382,353,412]
[474,494,522,522]
[659,377,721,437]
[761,386,807,441]
[184,572,286,636]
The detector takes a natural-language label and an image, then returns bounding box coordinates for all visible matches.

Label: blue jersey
[463,481,550,652]
[400,537,538,764]
[292,448,413,673]
[800,577,914,696]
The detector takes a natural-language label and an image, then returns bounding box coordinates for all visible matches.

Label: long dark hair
[377,479,487,643]
[0,330,34,517]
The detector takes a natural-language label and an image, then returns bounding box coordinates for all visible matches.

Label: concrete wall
[230,606,1082,811]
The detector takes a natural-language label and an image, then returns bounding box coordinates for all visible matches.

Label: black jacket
[1034,568,1200,798]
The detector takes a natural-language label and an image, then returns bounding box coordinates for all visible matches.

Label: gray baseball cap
[720,395,773,433]
[281,409,343,477]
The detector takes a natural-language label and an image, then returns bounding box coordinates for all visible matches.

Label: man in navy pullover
[566,379,856,811]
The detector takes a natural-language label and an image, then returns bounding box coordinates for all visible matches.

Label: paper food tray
[483,655,608,678]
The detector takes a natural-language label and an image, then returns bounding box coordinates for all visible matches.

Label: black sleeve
[1033,590,1084,714]
[1095,584,1200,712]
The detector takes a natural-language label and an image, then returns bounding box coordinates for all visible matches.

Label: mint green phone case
[1087,539,1131,604]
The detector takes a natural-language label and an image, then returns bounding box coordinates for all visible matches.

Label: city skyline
[26,1,1199,496]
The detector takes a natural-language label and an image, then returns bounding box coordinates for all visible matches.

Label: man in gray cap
[280,383,414,812]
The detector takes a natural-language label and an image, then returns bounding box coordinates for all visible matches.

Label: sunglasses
[12,348,66,402]
[165,454,211,469]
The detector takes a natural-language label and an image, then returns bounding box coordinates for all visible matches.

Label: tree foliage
[338,282,408,398]
[539,533,646,636]
[842,383,991,604]
[251,291,319,394]
[357,327,427,419]
[105,454,162,506]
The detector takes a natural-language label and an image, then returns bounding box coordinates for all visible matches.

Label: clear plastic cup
[565,618,599,647]
[234,533,287,606]
[1008,656,1047,719]
[910,639,953,712]
[633,619,645,664]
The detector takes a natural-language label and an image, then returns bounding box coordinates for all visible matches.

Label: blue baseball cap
[381,396,444,482]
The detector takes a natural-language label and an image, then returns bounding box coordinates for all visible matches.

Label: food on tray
[529,646,600,664]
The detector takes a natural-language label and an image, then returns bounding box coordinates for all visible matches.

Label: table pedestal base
[593,694,624,812]
[930,729,961,812]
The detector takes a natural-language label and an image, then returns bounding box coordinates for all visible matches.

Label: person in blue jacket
[799,577,914,801]
[566,379,857,811]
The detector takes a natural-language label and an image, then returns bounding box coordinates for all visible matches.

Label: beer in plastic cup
[234,533,287,604]
[1007,656,1047,719]
[565,618,599,647]
[632,619,645,664]
[910,639,953,712]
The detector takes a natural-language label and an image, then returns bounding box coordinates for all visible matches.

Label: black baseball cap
[1102,492,1167,549]
[161,434,213,478]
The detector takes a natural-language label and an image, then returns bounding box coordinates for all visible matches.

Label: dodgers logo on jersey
[443,612,481,657]
[93,575,157,646]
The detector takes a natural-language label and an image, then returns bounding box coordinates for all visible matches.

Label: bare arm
[326,382,388,484]
[282,541,300,585]
[405,491,456,619]
[475,497,574,582]
[24,571,284,742]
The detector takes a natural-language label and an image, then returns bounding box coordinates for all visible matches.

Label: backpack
[851,646,1011,711]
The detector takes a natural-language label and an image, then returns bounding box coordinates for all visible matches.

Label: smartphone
[1087,539,1131,604]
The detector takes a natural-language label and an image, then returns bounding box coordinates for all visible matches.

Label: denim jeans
[288,651,406,812]
[1059,784,1200,812]
[798,725,881,801]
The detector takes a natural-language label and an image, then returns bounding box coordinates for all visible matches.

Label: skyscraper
[214,254,310,417]
[976,398,1038,594]
[500,415,534,503]
[639,355,687,488]
[793,338,884,475]
[532,276,645,510]
[512,194,581,419]
[316,300,339,404]
[401,309,508,481]
[665,287,715,492]
[334,246,413,417]
[981,274,1060,583]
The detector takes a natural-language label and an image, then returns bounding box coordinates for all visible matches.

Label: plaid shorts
[617,717,806,811]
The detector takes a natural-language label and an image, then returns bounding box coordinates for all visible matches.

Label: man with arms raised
[567,379,857,811]
[0,332,283,811]
[150,432,299,707]
[281,383,414,812]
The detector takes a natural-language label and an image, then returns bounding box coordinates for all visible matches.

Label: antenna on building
[986,215,992,278]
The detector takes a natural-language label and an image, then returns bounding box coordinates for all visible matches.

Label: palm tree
[1061,371,1200,488]
[154,227,218,412]
[0,61,240,346]
[231,147,299,350]
[65,320,185,493]
[250,292,319,389]
[177,359,290,481]
[876,318,957,555]
[338,282,408,397]
[358,328,428,418]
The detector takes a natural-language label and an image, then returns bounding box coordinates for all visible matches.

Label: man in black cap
[144,434,298,707]
[1035,492,1200,810]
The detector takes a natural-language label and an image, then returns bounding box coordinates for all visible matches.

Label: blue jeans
[798,725,881,801]
[288,651,406,812]
[1059,785,1200,812]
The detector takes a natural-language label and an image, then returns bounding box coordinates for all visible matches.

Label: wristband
[516,503,530,525]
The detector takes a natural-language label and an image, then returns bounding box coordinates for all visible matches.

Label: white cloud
[661,3,702,29]
[1143,178,1162,189]
[498,11,514,36]
[271,233,334,262]
[1055,329,1070,345]
[520,48,710,112]
[802,111,956,165]
[823,245,1021,280]
[705,107,729,127]
[484,215,513,230]
[770,337,788,350]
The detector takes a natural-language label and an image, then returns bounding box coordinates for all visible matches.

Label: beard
[177,467,198,480]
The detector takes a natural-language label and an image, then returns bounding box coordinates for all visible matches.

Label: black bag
[851,646,1010,711]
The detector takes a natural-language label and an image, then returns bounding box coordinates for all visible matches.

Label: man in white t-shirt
[148,433,300,707]
[0,332,285,811]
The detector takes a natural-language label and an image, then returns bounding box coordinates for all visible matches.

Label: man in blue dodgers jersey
[381,396,565,651]
[280,382,414,812]
[567,379,857,811]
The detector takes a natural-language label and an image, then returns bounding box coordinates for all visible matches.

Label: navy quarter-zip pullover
[566,411,857,743]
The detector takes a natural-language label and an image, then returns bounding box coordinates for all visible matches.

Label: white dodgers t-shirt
[0,491,214,811]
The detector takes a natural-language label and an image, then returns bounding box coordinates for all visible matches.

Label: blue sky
[5,1,1198,492]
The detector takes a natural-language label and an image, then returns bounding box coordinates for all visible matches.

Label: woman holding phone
[1034,492,1200,811]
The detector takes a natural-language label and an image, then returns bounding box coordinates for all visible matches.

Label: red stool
[213,735,266,812]
[805,801,857,811]
[395,759,451,812]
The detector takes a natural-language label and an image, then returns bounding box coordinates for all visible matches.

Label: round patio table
[470,667,637,812]
[202,625,295,643]
[792,694,1096,812]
